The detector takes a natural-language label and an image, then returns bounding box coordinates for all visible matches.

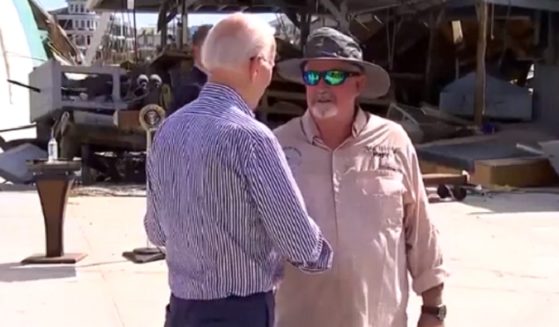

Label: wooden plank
[419,160,464,175]
[448,0,559,12]
[421,156,559,188]
[114,110,142,132]
[423,7,445,100]
[471,157,559,187]
[485,0,559,12]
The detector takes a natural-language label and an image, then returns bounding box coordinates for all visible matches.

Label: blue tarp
[12,0,48,67]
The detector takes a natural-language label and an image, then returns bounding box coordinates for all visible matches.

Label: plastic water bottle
[47,136,58,163]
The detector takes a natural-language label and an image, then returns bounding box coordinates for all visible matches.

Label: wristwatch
[421,304,447,321]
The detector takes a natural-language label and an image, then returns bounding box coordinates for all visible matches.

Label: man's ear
[248,57,259,82]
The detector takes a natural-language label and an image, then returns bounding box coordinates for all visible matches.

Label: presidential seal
[139,104,166,132]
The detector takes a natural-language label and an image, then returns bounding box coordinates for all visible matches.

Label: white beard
[310,102,338,119]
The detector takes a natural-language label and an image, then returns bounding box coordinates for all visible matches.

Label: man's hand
[417,313,444,327]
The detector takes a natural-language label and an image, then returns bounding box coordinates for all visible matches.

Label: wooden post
[423,7,445,102]
[474,0,488,126]
[300,13,311,48]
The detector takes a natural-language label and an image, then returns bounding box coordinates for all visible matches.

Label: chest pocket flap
[354,170,405,227]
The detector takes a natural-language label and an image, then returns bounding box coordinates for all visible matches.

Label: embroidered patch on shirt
[283,146,303,169]
[365,145,400,173]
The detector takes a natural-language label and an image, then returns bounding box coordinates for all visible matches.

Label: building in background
[136,27,159,60]
[136,26,177,60]
[136,24,211,61]
[49,0,135,63]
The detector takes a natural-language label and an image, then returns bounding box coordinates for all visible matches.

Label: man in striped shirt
[144,13,333,327]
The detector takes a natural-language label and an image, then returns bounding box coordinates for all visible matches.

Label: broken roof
[86,0,445,15]
[87,0,559,14]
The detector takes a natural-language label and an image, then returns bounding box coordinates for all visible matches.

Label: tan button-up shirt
[273,109,448,327]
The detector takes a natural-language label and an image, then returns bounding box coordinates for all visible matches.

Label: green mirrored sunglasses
[302,70,361,86]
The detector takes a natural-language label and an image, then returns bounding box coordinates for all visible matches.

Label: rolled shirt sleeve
[401,142,449,294]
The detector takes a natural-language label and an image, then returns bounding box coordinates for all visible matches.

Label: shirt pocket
[353,169,405,229]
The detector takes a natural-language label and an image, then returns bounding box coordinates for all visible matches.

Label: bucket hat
[277,27,390,98]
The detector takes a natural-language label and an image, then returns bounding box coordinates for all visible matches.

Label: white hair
[201,12,276,72]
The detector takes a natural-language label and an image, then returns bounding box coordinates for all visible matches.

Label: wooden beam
[284,10,301,30]
[318,0,351,33]
[545,12,559,64]
[423,7,445,101]
[448,0,559,12]
[474,0,488,127]
[299,13,311,47]
[481,0,559,12]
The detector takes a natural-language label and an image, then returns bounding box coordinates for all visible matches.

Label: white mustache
[315,91,335,102]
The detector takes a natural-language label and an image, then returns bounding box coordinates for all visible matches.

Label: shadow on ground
[463,192,559,214]
[0,183,36,192]
[0,261,76,282]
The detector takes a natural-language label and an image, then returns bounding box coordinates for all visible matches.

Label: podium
[21,159,86,264]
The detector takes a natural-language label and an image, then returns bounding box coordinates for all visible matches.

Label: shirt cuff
[412,266,450,295]
[292,237,334,274]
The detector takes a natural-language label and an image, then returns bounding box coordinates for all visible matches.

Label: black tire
[437,184,451,199]
[451,186,468,201]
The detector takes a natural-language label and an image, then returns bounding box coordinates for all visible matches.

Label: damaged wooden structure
[87,0,448,123]
[64,0,559,189]
[1,0,557,190]
[409,1,559,188]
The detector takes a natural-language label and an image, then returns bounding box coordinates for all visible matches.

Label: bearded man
[273,27,449,327]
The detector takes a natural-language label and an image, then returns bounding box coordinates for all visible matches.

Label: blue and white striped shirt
[144,82,333,300]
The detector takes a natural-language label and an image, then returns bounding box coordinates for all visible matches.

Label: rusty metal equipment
[21,159,85,264]
[21,58,175,185]
[423,172,469,201]
[122,104,166,264]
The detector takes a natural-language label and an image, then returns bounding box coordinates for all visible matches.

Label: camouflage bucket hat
[277,27,390,99]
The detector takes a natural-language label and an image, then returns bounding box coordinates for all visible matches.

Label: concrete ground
[0,189,558,327]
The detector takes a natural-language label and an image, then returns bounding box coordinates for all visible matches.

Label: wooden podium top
[27,159,82,174]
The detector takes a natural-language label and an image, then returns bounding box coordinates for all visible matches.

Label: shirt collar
[301,107,369,144]
[198,82,254,117]
[194,63,206,75]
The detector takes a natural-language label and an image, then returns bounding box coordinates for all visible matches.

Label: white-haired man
[144,13,333,327]
[273,27,449,327]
